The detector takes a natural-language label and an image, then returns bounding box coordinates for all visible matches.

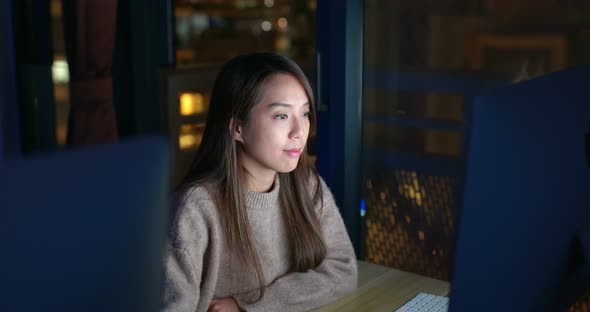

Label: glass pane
[364,88,463,121]
[361,0,590,295]
[363,123,462,157]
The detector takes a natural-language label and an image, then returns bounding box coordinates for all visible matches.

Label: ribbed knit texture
[161,176,357,312]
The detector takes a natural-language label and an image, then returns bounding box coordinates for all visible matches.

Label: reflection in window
[51,0,69,146]
[179,123,205,150]
[179,92,205,116]
[173,0,316,67]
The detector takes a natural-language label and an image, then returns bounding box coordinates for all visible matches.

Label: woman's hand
[208,297,241,312]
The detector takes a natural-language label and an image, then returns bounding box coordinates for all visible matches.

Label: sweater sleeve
[161,192,212,312]
[235,177,358,312]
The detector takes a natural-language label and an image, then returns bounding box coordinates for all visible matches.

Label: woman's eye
[275,114,288,120]
[303,111,311,118]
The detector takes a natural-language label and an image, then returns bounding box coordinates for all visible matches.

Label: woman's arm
[162,246,202,311]
[234,177,358,312]
[161,193,211,312]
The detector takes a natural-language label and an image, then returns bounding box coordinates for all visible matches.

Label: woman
[162,52,357,312]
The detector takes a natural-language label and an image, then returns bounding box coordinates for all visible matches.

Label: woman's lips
[284,148,302,157]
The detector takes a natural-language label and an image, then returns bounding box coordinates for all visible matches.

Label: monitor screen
[0,137,170,312]
[450,65,590,311]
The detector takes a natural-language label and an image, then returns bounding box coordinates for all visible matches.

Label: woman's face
[235,73,310,184]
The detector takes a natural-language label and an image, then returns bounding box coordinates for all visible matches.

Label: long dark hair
[179,52,326,302]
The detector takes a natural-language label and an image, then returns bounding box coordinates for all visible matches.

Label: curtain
[62,0,118,145]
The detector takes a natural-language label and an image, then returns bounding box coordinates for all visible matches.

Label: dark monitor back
[0,137,170,312]
[450,66,590,311]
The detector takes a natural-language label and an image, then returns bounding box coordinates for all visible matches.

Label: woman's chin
[277,164,298,173]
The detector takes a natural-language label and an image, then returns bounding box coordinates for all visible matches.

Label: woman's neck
[244,172,276,193]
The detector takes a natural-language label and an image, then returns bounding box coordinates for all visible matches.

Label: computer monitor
[0,137,170,312]
[449,65,590,311]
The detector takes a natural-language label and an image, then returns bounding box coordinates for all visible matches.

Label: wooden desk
[314,261,450,312]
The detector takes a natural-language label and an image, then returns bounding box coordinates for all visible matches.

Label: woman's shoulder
[170,183,219,224]
[303,172,336,210]
[305,172,331,194]
[173,183,214,204]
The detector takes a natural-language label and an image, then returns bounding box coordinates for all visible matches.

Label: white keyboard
[394,292,449,312]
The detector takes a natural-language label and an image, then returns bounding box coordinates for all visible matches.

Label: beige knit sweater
[161,176,358,312]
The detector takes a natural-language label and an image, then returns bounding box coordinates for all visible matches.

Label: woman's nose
[290,117,305,139]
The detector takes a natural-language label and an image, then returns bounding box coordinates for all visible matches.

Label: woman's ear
[229,118,244,143]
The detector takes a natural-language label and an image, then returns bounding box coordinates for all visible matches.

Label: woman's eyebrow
[267,102,310,108]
